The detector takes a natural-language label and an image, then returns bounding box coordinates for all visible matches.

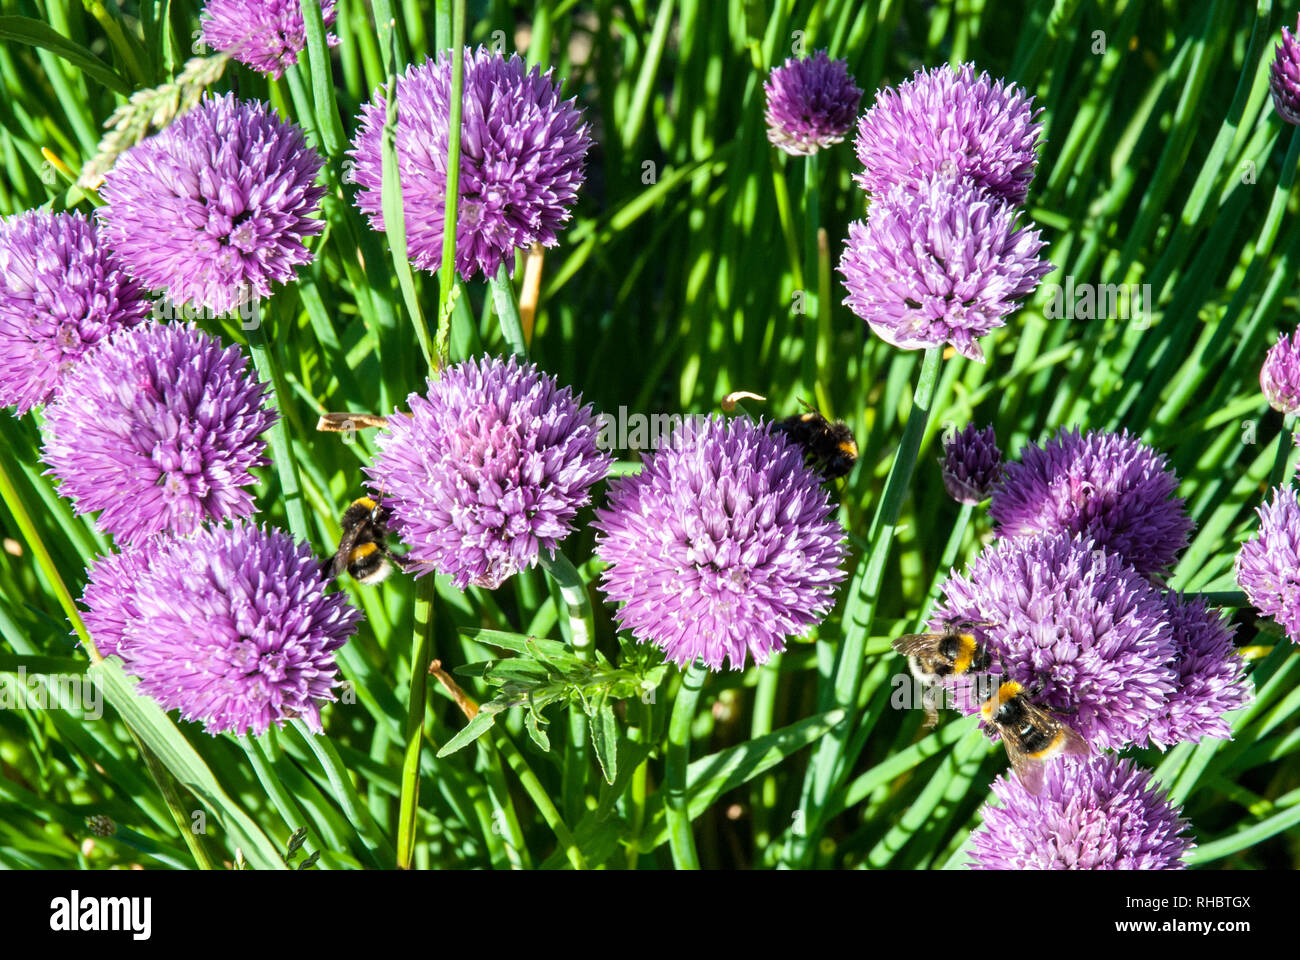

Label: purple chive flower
[943,423,1003,505]
[854,62,1043,204]
[40,322,275,544]
[1150,594,1252,748]
[934,532,1177,751]
[80,539,164,660]
[199,0,338,79]
[0,210,151,416]
[1236,486,1300,642]
[1260,329,1300,414]
[81,522,361,736]
[1271,16,1300,125]
[763,50,863,156]
[367,355,610,591]
[970,756,1193,870]
[839,174,1052,362]
[593,416,848,671]
[98,94,325,314]
[990,427,1191,576]
[349,47,590,280]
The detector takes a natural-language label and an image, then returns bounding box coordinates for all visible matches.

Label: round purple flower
[40,322,275,544]
[98,94,325,314]
[763,50,863,156]
[1260,329,1300,413]
[839,174,1052,362]
[943,423,1003,505]
[367,355,610,590]
[0,210,151,415]
[1150,594,1252,748]
[81,522,361,736]
[80,539,163,660]
[934,532,1177,751]
[349,47,590,280]
[200,0,338,79]
[854,62,1043,204]
[989,428,1191,576]
[1271,16,1300,125]
[593,416,848,671]
[1236,486,1300,642]
[970,756,1193,870]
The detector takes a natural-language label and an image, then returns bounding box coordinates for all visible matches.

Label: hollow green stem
[293,720,395,868]
[491,263,529,358]
[1268,414,1295,490]
[246,307,312,545]
[396,576,436,868]
[665,660,708,869]
[494,731,586,869]
[794,347,944,865]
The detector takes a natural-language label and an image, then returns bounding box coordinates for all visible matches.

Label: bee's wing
[1058,721,1090,757]
[1004,739,1046,795]
[330,525,365,578]
[891,633,938,656]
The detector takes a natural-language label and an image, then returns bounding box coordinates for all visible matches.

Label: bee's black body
[892,617,996,728]
[980,680,1090,793]
[773,406,858,481]
[987,694,1058,755]
[325,496,410,584]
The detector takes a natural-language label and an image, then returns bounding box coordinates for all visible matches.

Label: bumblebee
[979,679,1089,794]
[326,496,410,584]
[892,618,995,728]
[773,403,858,481]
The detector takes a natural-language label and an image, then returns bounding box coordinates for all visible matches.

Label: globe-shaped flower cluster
[199,0,338,79]
[40,322,276,544]
[841,63,1051,361]
[970,756,1193,870]
[82,522,361,735]
[763,50,863,156]
[0,210,151,415]
[98,94,325,314]
[593,416,848,670]
[367,355,610,590]
[349,47,590,280]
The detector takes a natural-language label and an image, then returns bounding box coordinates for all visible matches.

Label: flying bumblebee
[891,617,996,728]
[979,679,1089,794]
[325,496,411,584]
[773,402,858,481]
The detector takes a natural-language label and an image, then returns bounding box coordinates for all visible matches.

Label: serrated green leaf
[524,708,550,751]
[435,709,498,757]
[461,628,572,660]
[475,659,552,684]
[589,700,619,785]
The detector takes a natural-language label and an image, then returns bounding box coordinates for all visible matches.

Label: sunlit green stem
[665,660,708,869]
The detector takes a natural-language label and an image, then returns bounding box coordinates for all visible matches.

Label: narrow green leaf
[590,699,618,785]
[640,709,844,851]
[435,709,498,757]
[0,16,132,96]
[89,659,287,870]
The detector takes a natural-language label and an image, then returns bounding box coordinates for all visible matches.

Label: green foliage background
[0,0,1298,869]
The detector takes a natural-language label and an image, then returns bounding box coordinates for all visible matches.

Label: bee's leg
[921,686,940,729]
[1027,671,1077,714]
[384,547,414,572]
